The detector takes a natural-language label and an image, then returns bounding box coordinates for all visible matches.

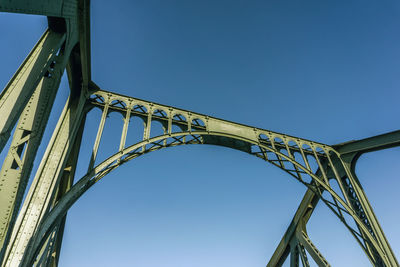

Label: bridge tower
[0,1,399,266]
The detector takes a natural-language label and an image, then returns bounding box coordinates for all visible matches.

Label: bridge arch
[21,97,388,266]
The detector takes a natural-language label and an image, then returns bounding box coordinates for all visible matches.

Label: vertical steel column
[87,100,109,171]
[119,106,132,152]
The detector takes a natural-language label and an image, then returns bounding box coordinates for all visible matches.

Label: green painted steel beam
[34,116,86,267]
[2,91,87,266]
[0,30,65,153]
[0,0,77,18]
[0,49,67,258]
[333,130,400,156]
[19,88,399,267]
[267,189,319,267]
[0,1,399,266]
[0,1,90,265]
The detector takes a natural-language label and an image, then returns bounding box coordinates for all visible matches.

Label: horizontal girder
[334,130,400,156]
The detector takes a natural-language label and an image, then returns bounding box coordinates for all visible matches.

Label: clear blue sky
[0,1,399,266]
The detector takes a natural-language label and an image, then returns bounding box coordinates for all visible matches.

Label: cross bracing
[0,1,399,266]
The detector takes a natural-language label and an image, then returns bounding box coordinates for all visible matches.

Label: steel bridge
[0,1,399,266]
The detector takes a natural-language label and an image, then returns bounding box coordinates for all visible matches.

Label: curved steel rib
[17,88,397,267]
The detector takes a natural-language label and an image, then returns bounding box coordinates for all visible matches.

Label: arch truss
[0,1,399,267]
